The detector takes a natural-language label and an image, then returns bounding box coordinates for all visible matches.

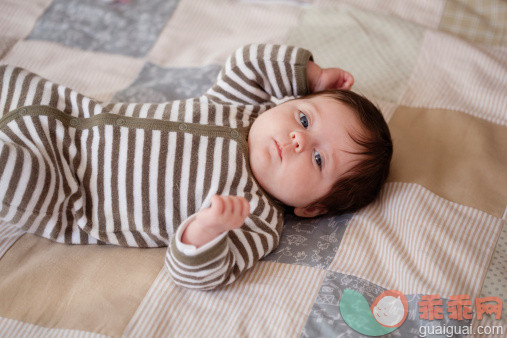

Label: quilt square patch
[329,183,503,299]
[301,271,472,338]
[113,63,221,103]
[263,213,354,269]
[287,4,425,103]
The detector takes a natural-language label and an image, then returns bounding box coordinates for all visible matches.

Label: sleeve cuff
[175,214,228,256]
[294,47,314,96]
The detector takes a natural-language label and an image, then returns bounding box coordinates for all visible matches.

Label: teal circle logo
[340,289,409,336]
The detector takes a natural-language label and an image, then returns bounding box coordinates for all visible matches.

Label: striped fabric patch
[123,261,325,337]
[400,30,507,125]
[0,40,144,103]
[0,221,24,258]
[286,4,425,103]
[0,0,53,58]
[147,0,303,67]
[0,316,108,338]
[329,182,503,299]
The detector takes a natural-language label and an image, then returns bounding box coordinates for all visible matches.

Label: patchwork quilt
[0,0,506,337]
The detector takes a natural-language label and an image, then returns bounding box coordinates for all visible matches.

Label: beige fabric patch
[286,4,425,103]
[329,182,503,299]
[318,0,446,29]
[388,106,507,218]
[147,0,303,68]
[0,40,144,102]
[439,0,507,46]
[124,261,325,337]
[0,0,53,58]
[0,234,165,337]
[400,30,507,125]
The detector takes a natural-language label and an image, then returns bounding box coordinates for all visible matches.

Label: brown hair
[303,89,393,215]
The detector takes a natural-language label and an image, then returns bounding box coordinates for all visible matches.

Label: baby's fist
[196,195,250,235]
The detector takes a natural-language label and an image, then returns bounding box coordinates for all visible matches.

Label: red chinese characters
[419,295,444,320]
[418,295,503,321]
[448,295,473,320]
[476,297,503,320]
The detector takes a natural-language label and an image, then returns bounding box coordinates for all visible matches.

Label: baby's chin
[249,169,293,206]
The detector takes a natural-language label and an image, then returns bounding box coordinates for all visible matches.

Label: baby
[183,65,392,247]
[0,44,392,290]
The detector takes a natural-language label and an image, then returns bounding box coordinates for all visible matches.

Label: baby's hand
[307,61,354,92]
[181,195,250,248]
[196,195,250,235]
[181,195,250,247]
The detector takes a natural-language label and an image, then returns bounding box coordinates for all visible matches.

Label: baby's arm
[166,196,280,290]
[205,44,355,106]
[205,44,313,105]
[181,195,250,248]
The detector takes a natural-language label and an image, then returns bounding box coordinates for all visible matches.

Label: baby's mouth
[275,140,282,161]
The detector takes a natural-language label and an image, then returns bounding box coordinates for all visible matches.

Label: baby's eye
[299,111,309,128]
[314,150,322,167]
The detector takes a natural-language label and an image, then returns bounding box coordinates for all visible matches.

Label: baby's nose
[289,131,305,153]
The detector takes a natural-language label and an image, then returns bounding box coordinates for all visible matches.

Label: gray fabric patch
[28,0,180,57]
[112,63,221,102]
[263,213,353,269]
[301,271,472,338]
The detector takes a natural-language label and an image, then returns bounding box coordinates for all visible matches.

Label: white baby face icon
[372,295,405,327]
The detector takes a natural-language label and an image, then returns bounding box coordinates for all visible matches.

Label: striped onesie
[0,44,313,290]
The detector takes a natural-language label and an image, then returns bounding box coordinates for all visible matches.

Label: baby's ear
[293,204,328,218]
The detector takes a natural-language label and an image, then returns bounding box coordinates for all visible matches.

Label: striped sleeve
[205,44,313,105]
[165,211,283,290]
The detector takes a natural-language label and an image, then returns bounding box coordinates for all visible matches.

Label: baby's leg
[0,66,112,244]
[0,107,98,245]
[0,128,47,235]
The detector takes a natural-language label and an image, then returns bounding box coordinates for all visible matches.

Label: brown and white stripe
[0,44,312,289]
[330,182,503,299]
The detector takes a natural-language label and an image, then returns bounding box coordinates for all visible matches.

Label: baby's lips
[273,139,282,161]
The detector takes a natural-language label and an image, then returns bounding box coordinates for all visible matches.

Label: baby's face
[248,95,364,211]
